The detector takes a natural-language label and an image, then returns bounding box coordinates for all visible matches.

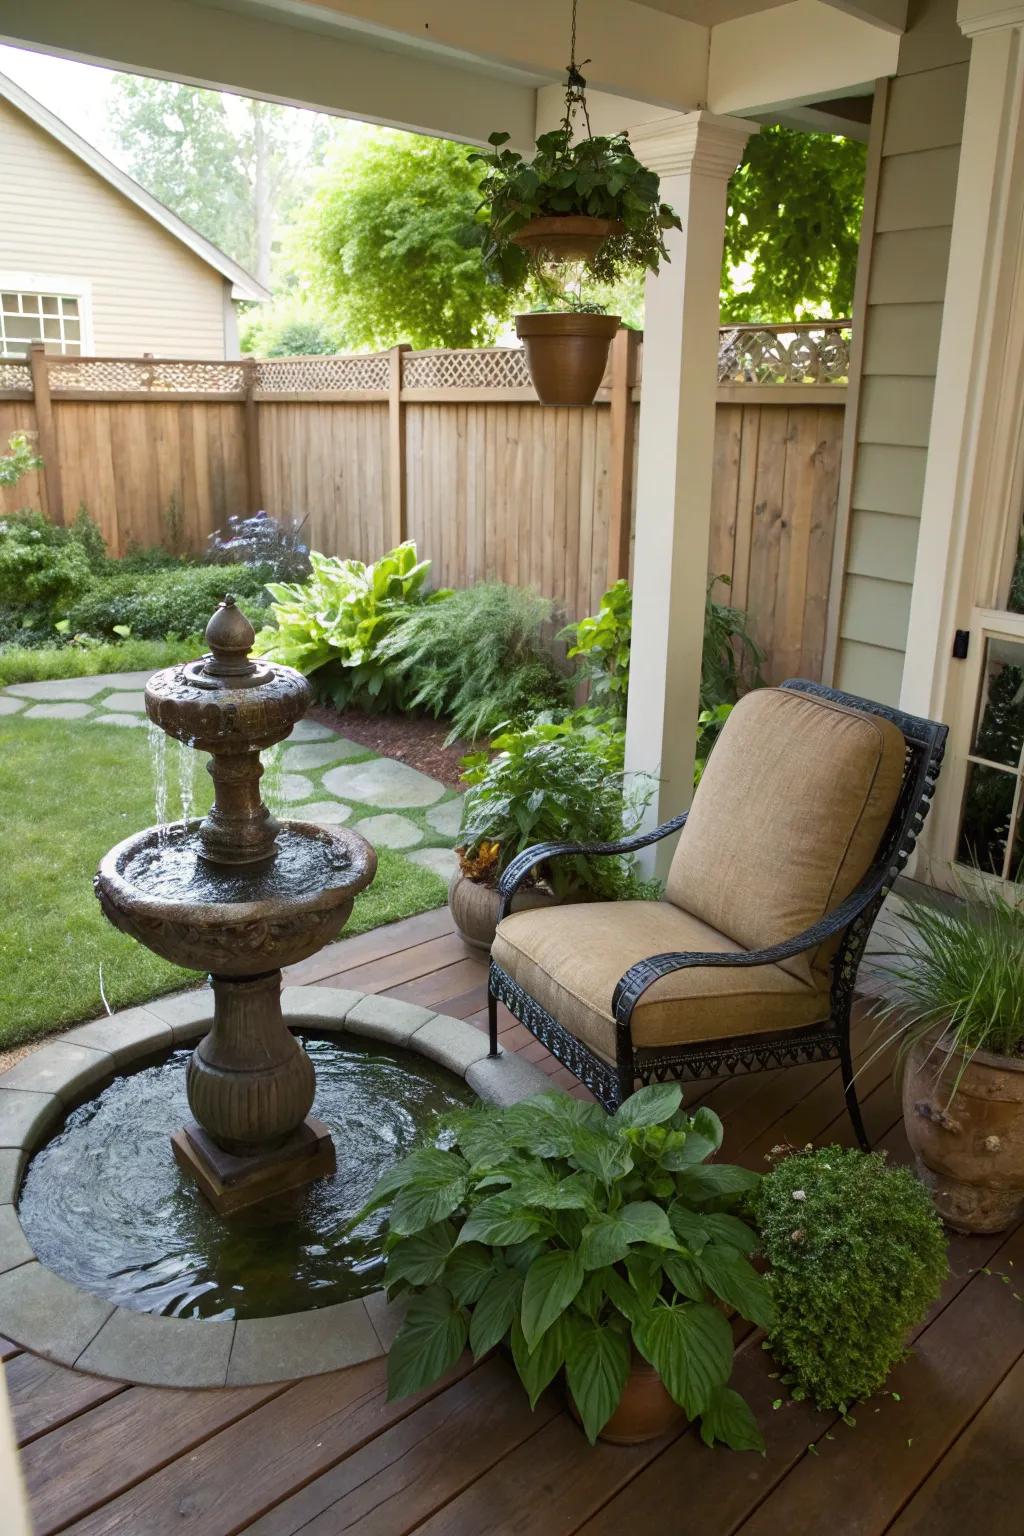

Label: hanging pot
[510,214,624,263]
[516,313,620,407]
[903,1026,1024,1233]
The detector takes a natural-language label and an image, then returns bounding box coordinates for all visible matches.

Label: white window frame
[0,270,95,356]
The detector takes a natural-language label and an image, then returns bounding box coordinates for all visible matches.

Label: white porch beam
[0,0,537,145]
[708,0,902,115]
[818,0,908,31]
[624,110,754,879]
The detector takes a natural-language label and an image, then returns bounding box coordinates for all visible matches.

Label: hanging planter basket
[510,214,625,263]
[516,312,620,407]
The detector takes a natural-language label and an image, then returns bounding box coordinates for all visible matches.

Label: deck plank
[5,1353,126,1445]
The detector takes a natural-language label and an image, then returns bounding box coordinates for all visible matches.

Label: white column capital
[628,110,755,181]
[958,0,1024,37]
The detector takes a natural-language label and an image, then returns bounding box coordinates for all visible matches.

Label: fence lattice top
[716,323,851,385]
[0,324,852,399]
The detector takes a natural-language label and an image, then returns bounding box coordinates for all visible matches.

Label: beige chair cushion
[666,687,904,983]
[492,900,828,1066]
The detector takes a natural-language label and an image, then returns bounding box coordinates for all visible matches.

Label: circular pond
[18,1033,473,1321]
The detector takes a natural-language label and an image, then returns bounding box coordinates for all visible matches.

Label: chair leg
[487,986,499,1057]
[839,1031,870,1151]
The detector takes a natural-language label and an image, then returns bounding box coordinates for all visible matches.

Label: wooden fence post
[388,343,411,547]
[606,327,639,587]
[28,343,64,525]
[244,357,263,511]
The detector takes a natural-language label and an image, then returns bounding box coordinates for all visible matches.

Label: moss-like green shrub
[750,1145,948,1411]
[64,562,273,640]
[0,508,101,615]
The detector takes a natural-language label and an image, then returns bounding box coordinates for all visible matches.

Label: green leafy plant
[0,432,43,489]
[0,508,103,619]
[458,714,651,900]
[377,582,570,743]
[64,561,272,641]
[750,1145,947,1412]
[359,1083,770,1447]
[471,127,681,296]
[563,578,631,718]
[254,542,449,712]
[703,576,765,710]
[872,877,1024,1078]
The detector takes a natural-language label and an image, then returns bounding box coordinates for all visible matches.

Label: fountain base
[171,1116,337,1216]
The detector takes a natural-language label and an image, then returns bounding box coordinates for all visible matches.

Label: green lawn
[0,719,450,1050]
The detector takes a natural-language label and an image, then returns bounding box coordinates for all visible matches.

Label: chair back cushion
[665,687,905,982]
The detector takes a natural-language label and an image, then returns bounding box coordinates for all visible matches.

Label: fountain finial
[203,596,258,682]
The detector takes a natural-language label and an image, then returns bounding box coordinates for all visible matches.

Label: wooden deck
[9,906,1024,1535]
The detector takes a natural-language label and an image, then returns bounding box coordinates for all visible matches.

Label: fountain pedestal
[95,598,376,1215]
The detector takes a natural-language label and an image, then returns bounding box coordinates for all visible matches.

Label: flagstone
[7,677,107,701]
[425,797,464,838]
[406,846,458,880]
[282,739,363,771]
[288,719,337,743]
[24,702,93,720]
[102,691,147,712]
[287,800,353,825]
[351,813,422,849]
[95,713,148,728]
[277,772,316,802]
[0,697,25,715]
[322,757,445,809]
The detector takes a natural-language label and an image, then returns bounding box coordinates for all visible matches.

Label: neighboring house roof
[0,69,270,303]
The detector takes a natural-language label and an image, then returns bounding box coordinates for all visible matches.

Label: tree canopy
[295,131,515,350]
[721,126,866,323]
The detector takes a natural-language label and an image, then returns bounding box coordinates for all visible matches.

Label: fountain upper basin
[95,820,377,974]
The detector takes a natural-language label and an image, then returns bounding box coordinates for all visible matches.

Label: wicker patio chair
[487,680,947,1149]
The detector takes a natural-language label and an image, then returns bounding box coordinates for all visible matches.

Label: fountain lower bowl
[95,821,377,974]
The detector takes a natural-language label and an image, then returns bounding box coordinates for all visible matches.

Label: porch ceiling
[0,0,903,142]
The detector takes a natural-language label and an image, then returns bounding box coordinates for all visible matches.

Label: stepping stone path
[352,813,422,850]
[1,669,467,893]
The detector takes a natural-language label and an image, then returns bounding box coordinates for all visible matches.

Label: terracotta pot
[516,313,620,407]
[510,214,625,262]
[447,871,560,952]
[903,1028,1024,1233]
[569,1351,686,1445]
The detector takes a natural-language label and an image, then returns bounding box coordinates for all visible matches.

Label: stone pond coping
[0,987,553,1390]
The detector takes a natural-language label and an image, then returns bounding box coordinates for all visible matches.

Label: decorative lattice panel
[0,362,32,392]
[255,354,390,393]
[402,348,533,391]
[717,325,852,385]
[45,359,247,393]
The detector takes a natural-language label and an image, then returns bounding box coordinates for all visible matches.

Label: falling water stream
[148,723,168,834]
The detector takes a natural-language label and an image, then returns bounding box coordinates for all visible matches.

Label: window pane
[42,318,60,340]
[958,762,1018,874]
[63,318,80,341]
[1,339,29,356]
[62,297,79,317]
[973,637,1024,766]
[63,341,81,355]
[6,315,42,341]
[40,296,58,316]
[0,294,17,310]
[20,294,39,314]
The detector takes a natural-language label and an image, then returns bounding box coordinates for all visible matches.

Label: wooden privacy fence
[0,322,850,683]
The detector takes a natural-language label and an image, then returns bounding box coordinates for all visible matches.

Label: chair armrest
[496,810,690,923]
[612,863,890,1024]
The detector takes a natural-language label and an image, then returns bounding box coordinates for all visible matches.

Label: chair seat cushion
[492,900,829,1066]
[666,687,905,984]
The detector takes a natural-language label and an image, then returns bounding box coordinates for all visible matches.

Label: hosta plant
[254,541,450,712]
[358,1084,772,1448]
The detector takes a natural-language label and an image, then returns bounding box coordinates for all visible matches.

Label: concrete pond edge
[0,986,553,1390]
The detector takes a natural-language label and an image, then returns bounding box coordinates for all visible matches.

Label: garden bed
[308,705,471,790]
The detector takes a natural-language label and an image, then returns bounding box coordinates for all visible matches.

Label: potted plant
[749,1145,947,1413]
[359,1083,772,1447]
[448,713,649,950]
[470,40,680,406]
[875,878,1024,1233]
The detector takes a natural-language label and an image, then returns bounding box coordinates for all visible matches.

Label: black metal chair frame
[487,679,948,1150]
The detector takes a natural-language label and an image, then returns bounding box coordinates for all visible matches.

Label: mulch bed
[307,705,472,790]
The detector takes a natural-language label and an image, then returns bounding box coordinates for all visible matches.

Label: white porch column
[624,111,753,879]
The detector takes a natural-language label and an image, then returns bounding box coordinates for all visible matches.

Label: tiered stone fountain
[94,598,377,1214]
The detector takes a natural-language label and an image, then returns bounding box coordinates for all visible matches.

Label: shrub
[563,579,631,719]
[378,582,570,743]
[0,508,102,617]
[0,432,43,488]
[750,1145,948,1412]
[64,561,273,640]
[254,542,449,712]
[206,510,311,582]
[359,1083,769,1448]
[458,714,652,899]
[703,576,764,709]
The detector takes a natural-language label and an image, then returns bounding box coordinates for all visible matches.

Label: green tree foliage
[296,131,515,349]
[107,78,335,286]
[721,126,866,322]
[239,294,346,357]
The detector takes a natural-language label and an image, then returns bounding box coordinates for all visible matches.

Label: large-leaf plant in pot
[449,712,650,951]
[876,875,1024,1233]
[471,48,679,406]
[358,1083,772,1447]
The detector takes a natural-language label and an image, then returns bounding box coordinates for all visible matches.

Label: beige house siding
[833,0,969,705]
[0,95,232,359]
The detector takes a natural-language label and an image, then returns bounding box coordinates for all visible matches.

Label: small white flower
[792,1189,807,1201]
